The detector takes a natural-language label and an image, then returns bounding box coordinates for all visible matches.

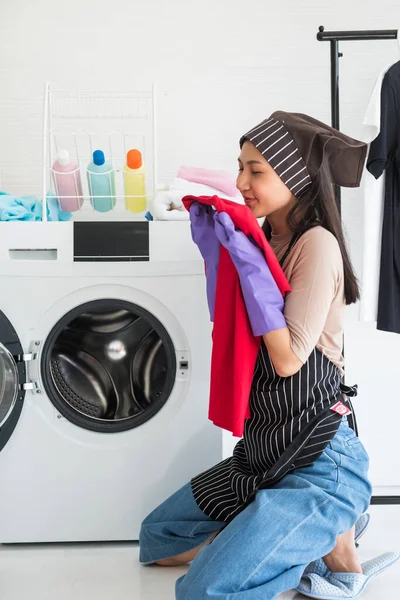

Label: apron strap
[279,231,304,267]
[340,382,358,397]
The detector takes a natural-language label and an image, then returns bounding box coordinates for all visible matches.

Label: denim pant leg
[176,419,372,600]
[139,482,225,564]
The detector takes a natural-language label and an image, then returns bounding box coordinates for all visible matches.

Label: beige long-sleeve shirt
[270,226,345,372]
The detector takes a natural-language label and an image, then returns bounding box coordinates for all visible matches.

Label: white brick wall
[1,0,400,492]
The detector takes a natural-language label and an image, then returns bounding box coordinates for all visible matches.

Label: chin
[245,201,267,220]
[252,206,267,220]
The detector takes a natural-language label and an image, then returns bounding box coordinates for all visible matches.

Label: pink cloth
[177,166,238,198]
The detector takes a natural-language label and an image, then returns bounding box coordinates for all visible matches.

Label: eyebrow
[237,158,263,165]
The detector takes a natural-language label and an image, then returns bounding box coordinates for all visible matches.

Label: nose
[236,170,251,193]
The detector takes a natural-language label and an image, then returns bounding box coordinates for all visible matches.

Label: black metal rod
[330,39,341,208]
[330,40,340,130]
[317,26,397,42]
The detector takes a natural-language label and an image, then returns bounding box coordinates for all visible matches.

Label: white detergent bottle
[87,150,116,212]
[52,149,83,212]
[123,149,147,213]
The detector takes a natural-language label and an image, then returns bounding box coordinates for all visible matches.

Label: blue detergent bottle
[87,150,116,212]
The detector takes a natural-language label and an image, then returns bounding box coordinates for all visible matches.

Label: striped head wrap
[240,111,367,198]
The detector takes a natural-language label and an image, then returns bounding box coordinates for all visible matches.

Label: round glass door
[0,343,19,428]
[41,299,177,433]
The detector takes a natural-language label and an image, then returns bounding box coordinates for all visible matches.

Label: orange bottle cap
[127,149,143,169]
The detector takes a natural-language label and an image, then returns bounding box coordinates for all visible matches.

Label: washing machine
[0,219,222,543]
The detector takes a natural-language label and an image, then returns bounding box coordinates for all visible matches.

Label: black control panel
[73,222,149,262]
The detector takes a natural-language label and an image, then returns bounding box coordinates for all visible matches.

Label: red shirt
[183,195,291,437]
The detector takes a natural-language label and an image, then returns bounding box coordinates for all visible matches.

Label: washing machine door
[41,299,178,433]
[0,312,26,452]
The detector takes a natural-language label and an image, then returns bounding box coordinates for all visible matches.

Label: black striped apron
[191,231,358,522]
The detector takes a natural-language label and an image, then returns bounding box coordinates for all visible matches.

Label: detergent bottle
[123,149,147,213]
[52,149,83,212]
[87,150,116,212]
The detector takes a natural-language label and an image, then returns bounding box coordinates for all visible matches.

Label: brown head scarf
[240,111,367,198]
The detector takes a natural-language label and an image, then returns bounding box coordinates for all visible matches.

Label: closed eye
[238,168,262,175]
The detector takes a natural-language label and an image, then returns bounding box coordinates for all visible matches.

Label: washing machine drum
[0,343,19,428]
[42,301,176,432]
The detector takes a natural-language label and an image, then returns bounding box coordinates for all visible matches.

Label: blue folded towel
[0,191,72,222]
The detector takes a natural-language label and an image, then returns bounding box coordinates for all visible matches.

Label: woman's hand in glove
[189,202,220,321]
[213,211,287,336]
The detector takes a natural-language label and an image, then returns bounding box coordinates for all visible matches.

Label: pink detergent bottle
[52,149,83,212]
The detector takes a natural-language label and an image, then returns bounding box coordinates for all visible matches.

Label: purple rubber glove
[189,202,220,320]
[213,211,286,336]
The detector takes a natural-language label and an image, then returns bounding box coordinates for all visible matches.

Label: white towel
[150,178,242,221]
[151,189,188,221]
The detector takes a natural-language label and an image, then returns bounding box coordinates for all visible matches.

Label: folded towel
[151,189,189,221]
[177,166,238,197]
[0,192,37,221]
[150,179,242,221]
[0,191,71,222]
[173,178,241,200]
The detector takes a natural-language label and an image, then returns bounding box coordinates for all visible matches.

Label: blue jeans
[139,418,372,599]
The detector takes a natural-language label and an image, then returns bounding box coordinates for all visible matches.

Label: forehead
[239,141,269,164]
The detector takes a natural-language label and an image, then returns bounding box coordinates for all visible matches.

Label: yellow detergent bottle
[124,149,147,213]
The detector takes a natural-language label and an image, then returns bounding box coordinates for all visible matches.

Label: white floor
[1,505,399,600]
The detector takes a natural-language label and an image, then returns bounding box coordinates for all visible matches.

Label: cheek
[254,177,292,212]
[254,179,283,210]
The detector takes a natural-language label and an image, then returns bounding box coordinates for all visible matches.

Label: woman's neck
[267,196,297,235]
[267,212,290,236]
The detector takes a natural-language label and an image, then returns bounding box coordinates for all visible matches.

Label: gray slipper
[296,552,400,599]
[353,513,370,547]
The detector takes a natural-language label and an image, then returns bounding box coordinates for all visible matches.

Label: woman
[139,112,373,599]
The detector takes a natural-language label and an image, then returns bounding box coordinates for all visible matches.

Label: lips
[244,197,256,206]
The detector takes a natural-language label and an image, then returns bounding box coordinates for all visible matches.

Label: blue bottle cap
[93,150,105,166]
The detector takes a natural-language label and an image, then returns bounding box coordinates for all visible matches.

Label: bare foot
[155,531,219,567]
[323,526,363,574]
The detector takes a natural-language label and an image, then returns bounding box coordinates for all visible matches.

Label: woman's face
[237,141,296,219]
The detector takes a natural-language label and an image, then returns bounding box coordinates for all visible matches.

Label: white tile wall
[1,0,400,491]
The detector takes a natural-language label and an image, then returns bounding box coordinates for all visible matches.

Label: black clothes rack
[318,26,400,506]
[317,26,398,209]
